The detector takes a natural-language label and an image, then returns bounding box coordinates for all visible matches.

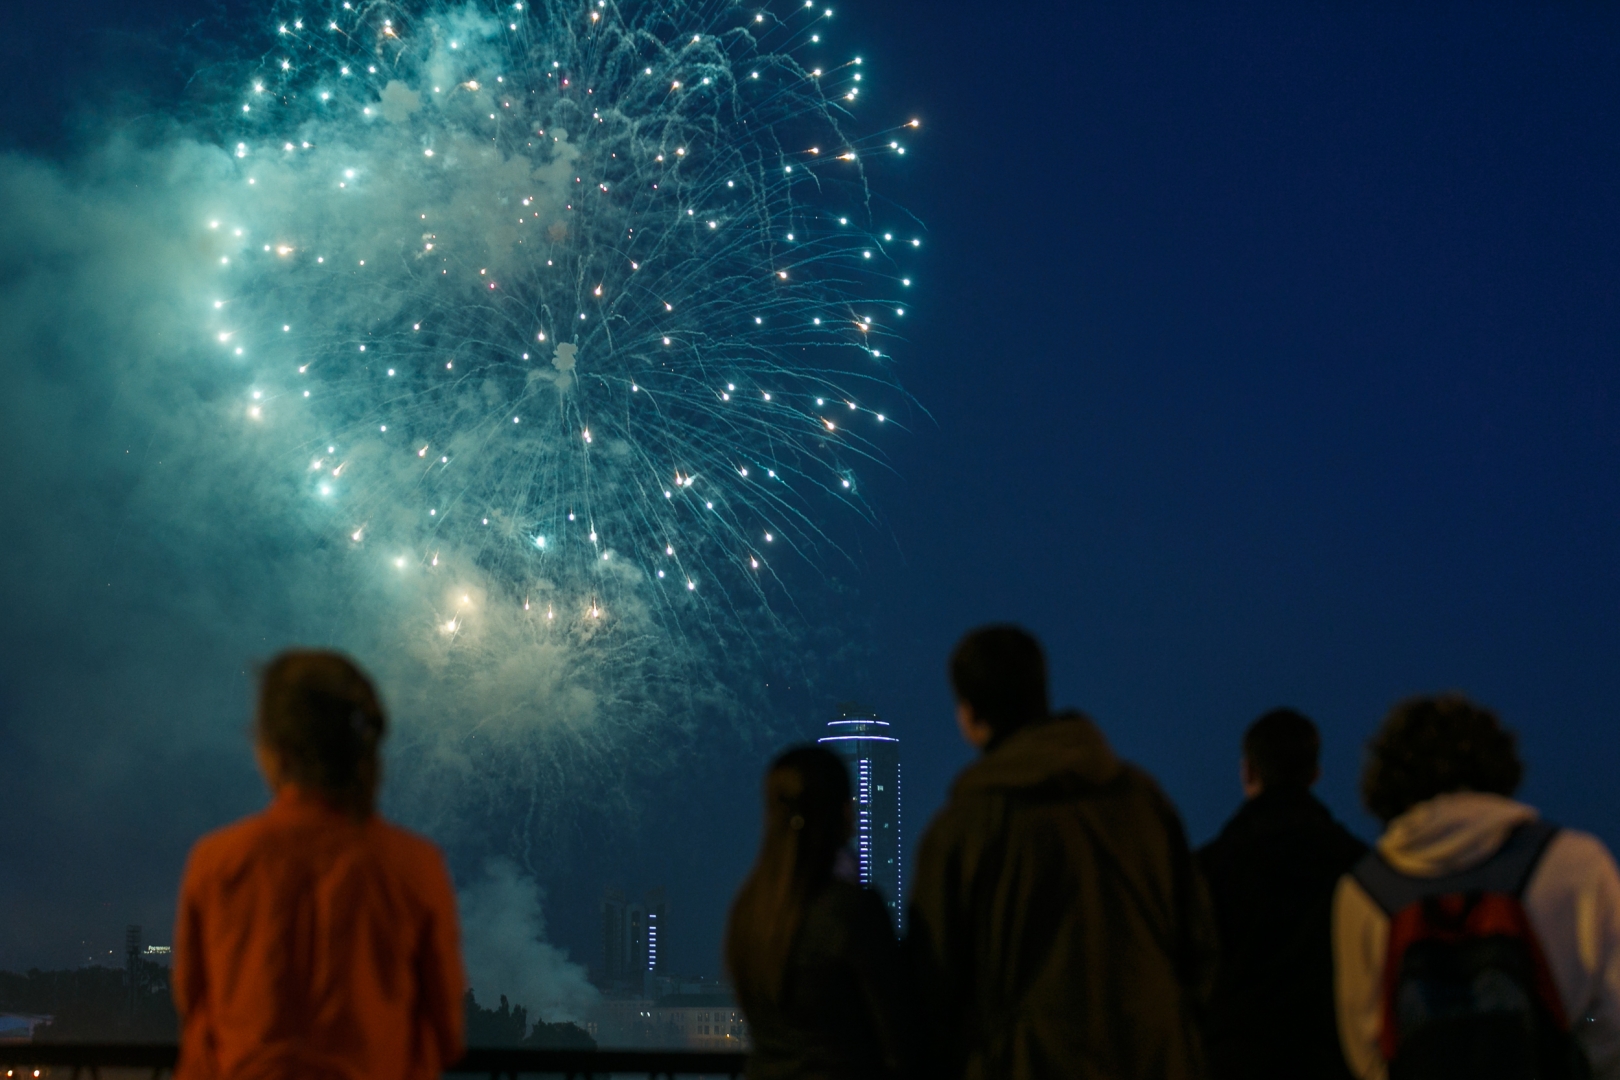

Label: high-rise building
[601,886,669,989]
[643,887,668,976]
[818,703,902,927]
[601,888,629,984]
[125,925,142,1018]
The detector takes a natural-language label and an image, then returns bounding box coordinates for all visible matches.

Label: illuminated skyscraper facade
[643,887,667,975]
[818,703,902,927]
[601,886,668,991]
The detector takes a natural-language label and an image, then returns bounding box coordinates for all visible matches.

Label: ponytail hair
[725,745,850,1006]
[256,649,387,817]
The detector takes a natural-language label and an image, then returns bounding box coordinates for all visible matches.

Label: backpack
[1351,819,1589,1080]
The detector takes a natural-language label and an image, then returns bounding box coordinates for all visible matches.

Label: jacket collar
[266,785,367,824]
[1214,785,1333,836]
[952,710,1122,797]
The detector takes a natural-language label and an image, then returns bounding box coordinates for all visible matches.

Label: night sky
[3,0,1619,986]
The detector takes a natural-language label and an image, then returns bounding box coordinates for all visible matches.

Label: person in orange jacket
[173,649,465,1080]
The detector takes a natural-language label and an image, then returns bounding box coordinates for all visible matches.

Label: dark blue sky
[856,0,1620,852]
[3,0,1619,980]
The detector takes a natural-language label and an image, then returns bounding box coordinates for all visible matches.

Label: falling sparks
[198,0,921,638]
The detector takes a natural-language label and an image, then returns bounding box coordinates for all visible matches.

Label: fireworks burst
[206,0,922,646]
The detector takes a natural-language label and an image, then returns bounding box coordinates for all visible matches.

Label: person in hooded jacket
[1197,708,1367,1080]
[908,625,1218,1080]
[1333,694,1620,1080]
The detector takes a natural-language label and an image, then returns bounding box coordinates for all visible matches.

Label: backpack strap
[1351,818,1561,916]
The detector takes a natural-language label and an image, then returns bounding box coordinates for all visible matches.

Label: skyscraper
[643,887,668,976]
[601,888,629,984]
[601,885,669,990]
[818,703,902,927]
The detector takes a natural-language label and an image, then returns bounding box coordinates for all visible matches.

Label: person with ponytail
[173,649,465,1080]
[725,745,909,1080]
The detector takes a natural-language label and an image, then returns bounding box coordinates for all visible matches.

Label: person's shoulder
[1327,814,1371,861]
[915,784,997,858]
[806,880,895,947]
[845,885,899,947]
[370,816,452,872]
[844,880,894,924]
[816,877,865,902]
[1196,797,1259,860]
[809,878,882,917]
[1332,864,1384,929]
[1536,826,1620,895]
[927,752,1168,832]
[1195,826,1230,872]
[1108,760,1191,835]
[367,818,460,915]
[1114,759,1170,798]
[184,808,275,876]
[1547,824,1613,858]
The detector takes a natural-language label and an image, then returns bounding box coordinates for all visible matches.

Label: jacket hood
[952,711,1122,797]
[1377,791,1538,877]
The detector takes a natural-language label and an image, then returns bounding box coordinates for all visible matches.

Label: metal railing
[0,1044,748,1079]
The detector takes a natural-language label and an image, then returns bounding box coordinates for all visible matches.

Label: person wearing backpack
[1333,694,1620,1080]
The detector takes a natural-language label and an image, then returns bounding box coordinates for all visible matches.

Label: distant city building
[600,886,669,991]
[819,703,902,926]
[125,924,142,1018]
[650,993,748,1049]
[644,887,667,976]
[587,996,657,1046]
[587,991,748,1049]
[602,888,630,984]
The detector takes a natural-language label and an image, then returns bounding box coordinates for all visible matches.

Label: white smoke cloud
[0,138,705,966]
[458,858,598,1024]
[0,0,905,967]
